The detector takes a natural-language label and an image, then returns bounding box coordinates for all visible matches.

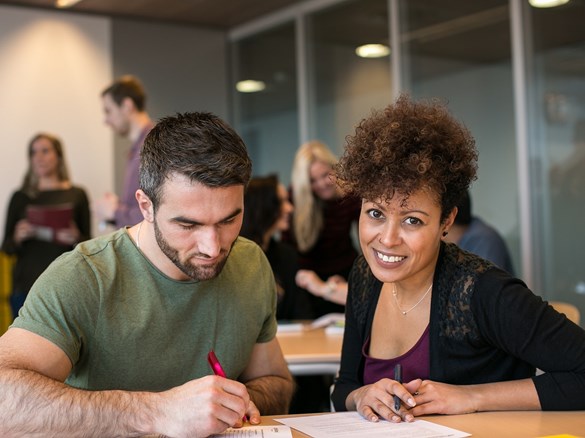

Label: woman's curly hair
[336,94,478,223]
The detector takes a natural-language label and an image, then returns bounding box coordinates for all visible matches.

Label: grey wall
[0,5,112,237]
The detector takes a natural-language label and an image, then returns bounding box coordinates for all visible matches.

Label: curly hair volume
[336,94,478,222]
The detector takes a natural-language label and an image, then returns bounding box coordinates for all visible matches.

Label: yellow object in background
[539,434,583,438]
[0,251,15,335]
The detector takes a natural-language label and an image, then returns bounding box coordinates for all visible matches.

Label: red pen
[207,350,227,377]
[207,350,247,423]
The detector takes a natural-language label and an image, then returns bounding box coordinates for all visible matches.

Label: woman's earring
[442,231,449,237]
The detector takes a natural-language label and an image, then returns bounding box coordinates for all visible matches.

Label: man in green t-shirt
[0,112,293,437]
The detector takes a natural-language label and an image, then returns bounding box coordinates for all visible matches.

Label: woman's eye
[366,209,384,220]
[404,217,423,226]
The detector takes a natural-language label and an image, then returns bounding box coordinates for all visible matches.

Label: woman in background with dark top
[241,174,321,414]
[241,174,313,320]
[2,133,91,318]
[284,140,361,317]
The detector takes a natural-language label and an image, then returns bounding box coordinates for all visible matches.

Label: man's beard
[154,219,229,281]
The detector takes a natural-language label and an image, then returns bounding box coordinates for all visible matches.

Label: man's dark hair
[454,190,472,226]
[101,75,146,111]
[140,112,252,210]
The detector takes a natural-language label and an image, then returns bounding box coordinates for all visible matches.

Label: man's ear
[136,190,154,222]
[121,96,135,113]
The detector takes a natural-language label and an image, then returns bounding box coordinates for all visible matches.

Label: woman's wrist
[322,281,336,299]
[346,389,358,411]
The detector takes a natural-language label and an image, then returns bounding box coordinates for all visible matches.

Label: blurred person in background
[549,119,585,299]
[241,174,313,320]
[1,133,91,318]
[283,140,361,317]
[444,190,515,275]
[95,75,154,228]
[295,270,348,306]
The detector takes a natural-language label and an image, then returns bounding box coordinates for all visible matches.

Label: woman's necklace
[392,282,433,315]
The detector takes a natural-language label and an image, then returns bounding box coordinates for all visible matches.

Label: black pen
[394,363,402,411]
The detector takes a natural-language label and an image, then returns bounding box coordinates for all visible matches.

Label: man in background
[95,75,154,227]
[446,190,515,275]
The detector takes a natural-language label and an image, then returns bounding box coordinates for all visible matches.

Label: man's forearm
[0,368,158,437]
[246,375,294,415]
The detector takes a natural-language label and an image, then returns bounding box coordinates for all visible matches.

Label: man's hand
[94,192,119,222]
[156,375,252,437]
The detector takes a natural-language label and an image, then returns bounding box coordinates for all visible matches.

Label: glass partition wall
[307,0,392,155]
[525,0,585,307]
[229,0,585,323]
[231,23,299,183]
[399,0,521,273]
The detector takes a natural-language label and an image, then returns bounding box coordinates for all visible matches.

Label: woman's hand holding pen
[348,378,419,423]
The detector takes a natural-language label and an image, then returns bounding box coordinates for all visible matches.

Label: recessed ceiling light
[528,0,569,7]
[236,80,266,93]
[355,44,391,58]
[55,0,83,8]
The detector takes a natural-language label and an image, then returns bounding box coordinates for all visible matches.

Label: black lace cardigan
[331,242,585,411]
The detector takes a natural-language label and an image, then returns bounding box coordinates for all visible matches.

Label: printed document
[277,412,470,437]
[210,425,293,437]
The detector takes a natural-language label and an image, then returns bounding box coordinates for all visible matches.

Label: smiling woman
[331,94,585,420]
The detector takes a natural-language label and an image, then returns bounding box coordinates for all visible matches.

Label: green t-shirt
[12,228,277,391]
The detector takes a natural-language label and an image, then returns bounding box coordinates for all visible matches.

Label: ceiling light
[56,0,83,8]
[355,44,391,58]
[236,80,266,93]
[528,0,569,7]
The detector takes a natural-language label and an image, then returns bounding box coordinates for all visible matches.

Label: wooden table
[263,411,585,437]
[276,326,343,375]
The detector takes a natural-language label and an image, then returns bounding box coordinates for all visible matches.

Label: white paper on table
[277,322,306,333]
[210,425,293,437]
[307,313,345,330]
[276,412,471,438]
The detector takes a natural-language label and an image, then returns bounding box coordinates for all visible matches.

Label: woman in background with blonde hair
[284,140,360,317]
[2,133,91,318]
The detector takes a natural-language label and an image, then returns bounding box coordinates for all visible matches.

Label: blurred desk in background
[276,325,343,376]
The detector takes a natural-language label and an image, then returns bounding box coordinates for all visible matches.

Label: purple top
[362,325,430,385]
[114,125,152,227]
